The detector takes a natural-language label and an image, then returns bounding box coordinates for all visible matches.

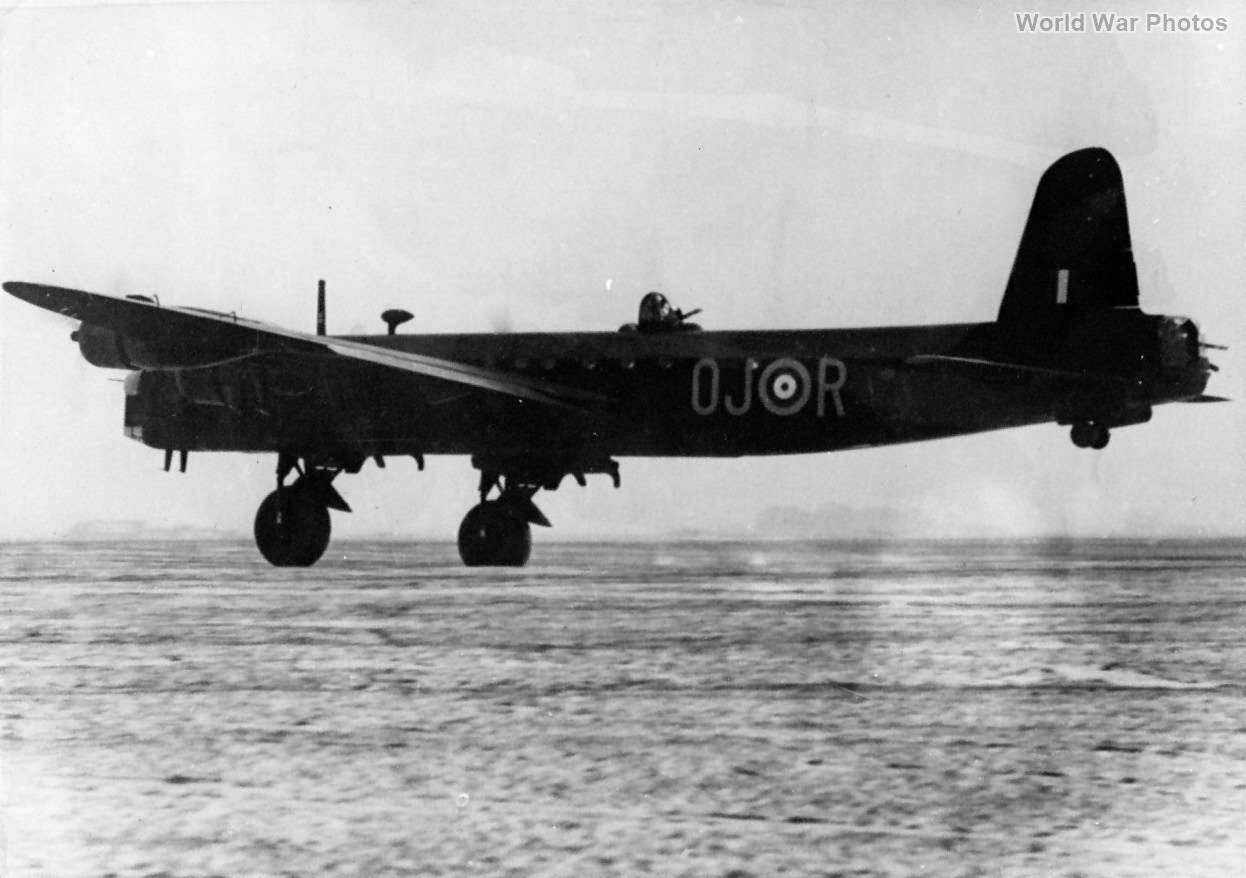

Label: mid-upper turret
[619,291,702,333]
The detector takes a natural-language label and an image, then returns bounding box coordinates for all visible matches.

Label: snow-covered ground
[2,539,1244,877]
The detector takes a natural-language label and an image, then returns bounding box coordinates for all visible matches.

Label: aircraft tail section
[998,147,1138,324]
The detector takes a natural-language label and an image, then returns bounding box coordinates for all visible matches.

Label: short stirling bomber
[4,148,1224,566]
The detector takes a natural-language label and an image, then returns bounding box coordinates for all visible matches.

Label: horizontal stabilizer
[906,353,1126,385]
[1180,394,1231,403]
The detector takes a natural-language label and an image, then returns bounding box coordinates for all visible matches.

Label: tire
[457,501,532,567]
[254,487,331,567]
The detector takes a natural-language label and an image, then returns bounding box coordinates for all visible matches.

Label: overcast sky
[1,0,1242,540]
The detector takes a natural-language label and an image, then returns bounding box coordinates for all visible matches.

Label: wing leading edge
[3,281,605,409]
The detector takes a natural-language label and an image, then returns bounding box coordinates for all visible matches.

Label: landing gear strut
[457,470,543,567]
[457,457,620,567]
[254,452,352,567]
[1070,421,1110,450]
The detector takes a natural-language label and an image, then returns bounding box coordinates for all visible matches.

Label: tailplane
[998,147,1138,324]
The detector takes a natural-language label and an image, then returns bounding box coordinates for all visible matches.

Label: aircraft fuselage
[123,310,1208,465]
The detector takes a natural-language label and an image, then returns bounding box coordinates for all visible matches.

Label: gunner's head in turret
[638,292,676,329]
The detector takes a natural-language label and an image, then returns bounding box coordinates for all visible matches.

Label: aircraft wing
[3,281,605,408]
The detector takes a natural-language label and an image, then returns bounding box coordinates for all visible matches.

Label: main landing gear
[253,452,352,567]
[457,469,547,567]
[254,486,331,567]
[248,451,620,568]
[1069,420,1110,450]
[457,457,621,567]
[458,500,534,567]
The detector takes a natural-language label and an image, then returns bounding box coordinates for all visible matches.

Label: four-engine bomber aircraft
[5,148,1225,566]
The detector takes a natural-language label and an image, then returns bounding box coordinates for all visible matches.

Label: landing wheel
[1070,421,1110,450]
[457,501,532,567]
[254,486,331,567]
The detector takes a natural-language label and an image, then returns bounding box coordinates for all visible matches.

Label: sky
[0,0,1242,540]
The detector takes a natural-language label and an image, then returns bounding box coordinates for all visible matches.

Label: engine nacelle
[173,368,234,407]
[122,369,281,453]
[75,324,156,369]
[74,322,253,370]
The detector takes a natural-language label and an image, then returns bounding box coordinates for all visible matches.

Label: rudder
[998,148,1138,324]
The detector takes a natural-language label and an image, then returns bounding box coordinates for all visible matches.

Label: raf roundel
[758,358,811,416]
[772,373,798,400]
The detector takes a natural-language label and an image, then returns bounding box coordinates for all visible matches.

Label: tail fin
[998,147,1138,324]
